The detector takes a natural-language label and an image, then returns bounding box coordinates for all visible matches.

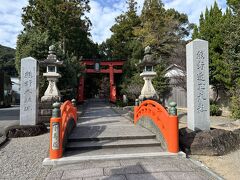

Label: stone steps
[64,146,165,157]
[68,135,156,141]
[66,124,161,152]
[66,139,161,150]
[69,125,155,140]
[43,149,174,166]
[43,101,170,166]
[68,133,156,142]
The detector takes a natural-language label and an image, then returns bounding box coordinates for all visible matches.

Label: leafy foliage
[102,0,192,103]
[194,1,240,118]
[210,101,222,116]
[16,0,95,98]
[192,2,232,99]
[0,44,17,76]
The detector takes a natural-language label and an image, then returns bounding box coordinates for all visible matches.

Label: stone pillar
[20,57,39,125]
[186,39,210,131]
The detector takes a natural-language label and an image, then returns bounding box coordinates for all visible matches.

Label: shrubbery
[210,103,222,116]
[230,87,240,119]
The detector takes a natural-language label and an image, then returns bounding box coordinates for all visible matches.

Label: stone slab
[45,170,63,180]
[51,160,121,172]
[61,168,103,179]
[20,57,39,125]
[64,146,165,157]
[67,139,161,150]
[165,171,210,180]
[142,163,180,172]
[84,175,126,180]
[186,39,210,131]
[126,173,170,180]
[45,156,221,180]
[69,126,155,140]
[103,165,144,176]
[42,151,177,166]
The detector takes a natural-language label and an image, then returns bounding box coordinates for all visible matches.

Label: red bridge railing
[49,100,77,159]
[134,100,179,153]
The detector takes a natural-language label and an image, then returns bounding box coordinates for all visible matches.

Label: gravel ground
[0,133,51,180]
[190,149,240,180]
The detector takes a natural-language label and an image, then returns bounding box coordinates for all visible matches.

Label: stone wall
[136,116,167,151]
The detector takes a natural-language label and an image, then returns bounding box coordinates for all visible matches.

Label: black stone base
[6,123,48,138]
[38,101,53,123]
[179,127,240,156]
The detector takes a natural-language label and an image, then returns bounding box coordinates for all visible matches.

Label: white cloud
[0,0,227,48]
[88,0,226,44]
[87,0,127,44]
[0,0,28,48]
[163,0,227,25]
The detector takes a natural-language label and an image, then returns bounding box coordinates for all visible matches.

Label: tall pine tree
[193,2,231,100]
[225,0,240,118]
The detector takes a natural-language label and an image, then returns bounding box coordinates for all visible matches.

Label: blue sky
[0,0,227,48]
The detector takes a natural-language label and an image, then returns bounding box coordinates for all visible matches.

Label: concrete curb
[0,135,7,147]
[0,122,19,136]
[43,151,183,166]
[189,157,223,180]
[0,122,19,147]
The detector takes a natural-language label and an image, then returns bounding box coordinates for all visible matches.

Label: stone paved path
[46,157,220,180]
[45,100,221,180]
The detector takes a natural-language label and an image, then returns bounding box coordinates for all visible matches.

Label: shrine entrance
[77,59,125,103]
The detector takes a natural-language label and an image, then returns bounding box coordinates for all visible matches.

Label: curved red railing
[60,100,77,142]
[49,100,77,159]
[134,100,179,153]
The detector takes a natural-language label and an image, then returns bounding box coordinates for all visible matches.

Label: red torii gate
[77,59,125,103]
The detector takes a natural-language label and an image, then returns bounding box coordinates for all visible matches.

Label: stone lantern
[138,46,159,101]
[41,45,63,102]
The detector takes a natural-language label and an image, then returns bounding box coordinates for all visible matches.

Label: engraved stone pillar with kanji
[186,39,210,131]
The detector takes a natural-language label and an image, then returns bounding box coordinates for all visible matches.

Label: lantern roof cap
[41,45,63,66]
[139,46,161,68]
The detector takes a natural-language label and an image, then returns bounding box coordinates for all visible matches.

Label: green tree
[225,0,240,118]
[100,0,143,102]
[16,29,50,73]
[0,45,17,76]
[133,0,192,100]
[104,0,192,102]
[21,0,91,56]
[104,0,141,59]
[135,0,192,57]
[16,0,94,97]
[193,2,232,100]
